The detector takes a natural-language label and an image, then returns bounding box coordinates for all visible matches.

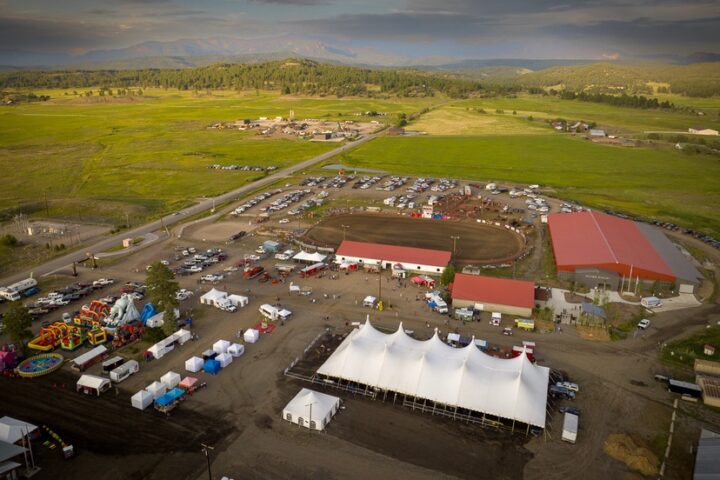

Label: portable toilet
[204,359,221,375]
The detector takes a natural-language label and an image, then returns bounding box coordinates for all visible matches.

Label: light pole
[201,443,214,480]
[450,235,460,256]
[341,224,350,241]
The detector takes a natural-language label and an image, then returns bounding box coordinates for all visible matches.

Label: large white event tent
[316,320,549,428]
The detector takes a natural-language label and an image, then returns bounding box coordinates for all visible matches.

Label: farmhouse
[316,320,549,431]
[450,273,535,317]
[688,127,719,136]
[335,240,451,274]
[547,211,702,292]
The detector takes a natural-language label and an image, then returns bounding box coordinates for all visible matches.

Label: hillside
[513,62,720,97]
[0,58,483,98]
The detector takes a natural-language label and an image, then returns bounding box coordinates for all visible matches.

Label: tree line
[557,91,674,109]
[0,59,485,98]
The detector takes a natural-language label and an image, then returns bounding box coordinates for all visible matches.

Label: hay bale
[603,433,660,477]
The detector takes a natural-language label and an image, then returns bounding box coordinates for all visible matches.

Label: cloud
[86,9,117,15]
[249,0,329,4]
[0,16,115,51]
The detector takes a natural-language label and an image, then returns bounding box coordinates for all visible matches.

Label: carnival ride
[15,353,64,378]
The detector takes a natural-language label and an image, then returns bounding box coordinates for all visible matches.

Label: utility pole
[341,224,350,241]
[201,443,214,480]
[450,235,460,256]
[378,261,382,302]
[44,190,49,217]
[125,212,130,229]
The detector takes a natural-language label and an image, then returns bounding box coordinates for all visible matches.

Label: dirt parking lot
[304,213,525,264]
[1,178,719,480]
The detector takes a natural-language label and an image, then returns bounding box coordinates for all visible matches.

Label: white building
[335,241,451,275]
[282,388,341,431]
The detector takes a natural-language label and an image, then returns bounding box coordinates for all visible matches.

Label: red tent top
[547,211,674,279]
[336,241,451,268]
[451,273,535,309]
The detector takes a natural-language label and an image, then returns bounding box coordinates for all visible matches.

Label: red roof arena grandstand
[335,241,451,275]
[451,273,535,317]
[547,211,701,292]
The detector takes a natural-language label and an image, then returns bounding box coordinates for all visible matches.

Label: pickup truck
[243,266,264,279]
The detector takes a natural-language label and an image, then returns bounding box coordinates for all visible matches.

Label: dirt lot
[304,213,525,264]
[1,178,719,480]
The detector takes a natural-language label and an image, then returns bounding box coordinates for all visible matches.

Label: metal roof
[635,222,702,284]
[694,429,720,480]
[451,273,535,309]
[548,211,676,282]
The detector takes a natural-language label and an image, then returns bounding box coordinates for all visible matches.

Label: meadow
[0,89,442,223]
[444,94,720,134]
[336,135,720,237]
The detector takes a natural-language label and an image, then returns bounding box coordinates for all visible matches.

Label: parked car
[637,319,651,329]
[557,381,580,393]
[559,406,581,416]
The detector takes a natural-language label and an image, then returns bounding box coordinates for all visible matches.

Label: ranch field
[336,135,720,238]
[303,214,525,264]
[448,93,720,134]
[0,89,441,224]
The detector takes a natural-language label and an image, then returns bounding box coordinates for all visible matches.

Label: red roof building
[547,211,677,287]
[451,274,535,317]
[335,241,451,274]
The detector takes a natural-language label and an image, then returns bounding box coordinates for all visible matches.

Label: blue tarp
[581,302,607,320]
[155,387,185,406]
[140,304,156,324]
[204,359,221,375]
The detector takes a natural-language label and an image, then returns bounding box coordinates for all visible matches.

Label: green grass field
[440,93,720,134]
[0,90,442,223]
[337,135,720,237]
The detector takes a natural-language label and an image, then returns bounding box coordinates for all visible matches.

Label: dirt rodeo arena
[1,171,719,480]
[303,213,527,265]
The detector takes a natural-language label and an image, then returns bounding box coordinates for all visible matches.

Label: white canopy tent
[146,381,167,400]
[292,251,327,263]
[213,340,231,354]
[76,374,111,396]
[200,288,227,306]
[282,388,340,431]
[317,320,549,428]
[216,352,233,368]
[131,390,153,410]
[228,343,245,357]
[0,417,38,444]
[244,329,259,344]
[227,294,249,307]
[185,356,204,373]
[160,371,181,390]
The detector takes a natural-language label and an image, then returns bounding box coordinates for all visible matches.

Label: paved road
[1,131,382,285]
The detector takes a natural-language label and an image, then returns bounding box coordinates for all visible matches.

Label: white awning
[317,320,549,427]
[0,417,38,444]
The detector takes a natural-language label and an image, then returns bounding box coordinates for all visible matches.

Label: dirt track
[304,214,525,264]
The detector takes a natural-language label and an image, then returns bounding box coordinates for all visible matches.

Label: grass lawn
[337,134,720,237]
[660,326,720,368]
[0,90,440,224]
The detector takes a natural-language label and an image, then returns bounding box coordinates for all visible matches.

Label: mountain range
[1,35,719,72]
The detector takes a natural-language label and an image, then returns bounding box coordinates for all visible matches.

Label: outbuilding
[282,388,341,431]
[451,273,535,317]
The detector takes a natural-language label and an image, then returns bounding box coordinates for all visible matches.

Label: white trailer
[110,360,139,383]
[0,277,38,301]
[562,413,578,444]
[259,304,292,321]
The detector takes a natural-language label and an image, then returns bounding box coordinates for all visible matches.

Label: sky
[1,0,719,61]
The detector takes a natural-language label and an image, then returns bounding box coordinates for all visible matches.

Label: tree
[440,263,456,287]
[3,301,33,352]
[145,262,180,336]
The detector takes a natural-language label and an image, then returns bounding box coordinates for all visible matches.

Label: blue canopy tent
[155,387,185,407]
[204,359,221,375]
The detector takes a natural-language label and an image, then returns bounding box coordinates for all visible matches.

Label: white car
[637,319,651,329]
[176,292,188,301]
[557,381,580,392]
[93,278,114,287]
[160,260,170,266]
[279,218,290,224]
[188,265,203,273]
[244,254,261,262]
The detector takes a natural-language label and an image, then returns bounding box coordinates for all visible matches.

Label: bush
[0,234,18,246]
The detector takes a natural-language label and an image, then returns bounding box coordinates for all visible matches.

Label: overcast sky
[1,0,719,59]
